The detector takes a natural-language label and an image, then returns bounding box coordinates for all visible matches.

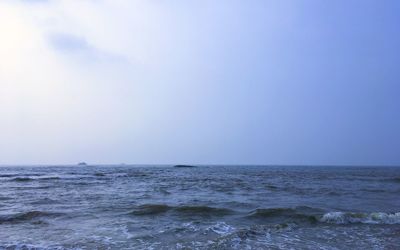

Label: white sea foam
[320,212,400,224]
[208,222,236,235]
[0,243,70,250]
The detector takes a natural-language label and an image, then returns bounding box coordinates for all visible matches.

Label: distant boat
[173,165,196,168]
[78,162,88,166]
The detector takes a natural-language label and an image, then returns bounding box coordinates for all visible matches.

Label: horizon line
[0,163,399,167]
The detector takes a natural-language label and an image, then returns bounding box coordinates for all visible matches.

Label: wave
[319,211,400,224]
[245,206,400,225]
[10,177,33,182]
[40,176,61,180]
[1,173,44,178]
[176,205,233,216]
[8,176,61,182]
[388,177,400,183]
[0,211,64,224]
[30,198,59,205]
[0,196,12,201]
[0,174,19,178]
[265,184,278,190]
[129,204,400,225]
[127,172,148,178]
[246,206,321,223]
[130,204,171,215]
[129,204,234,216]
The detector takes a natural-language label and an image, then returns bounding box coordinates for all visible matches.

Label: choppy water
[0,165,399,249]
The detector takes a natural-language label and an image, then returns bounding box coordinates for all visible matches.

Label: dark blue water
[0,165,399,249]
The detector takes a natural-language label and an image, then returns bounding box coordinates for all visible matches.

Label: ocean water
[0,165,399,249]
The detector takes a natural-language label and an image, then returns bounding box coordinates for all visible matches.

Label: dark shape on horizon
[173,165,197,168]
[78,162,88,166]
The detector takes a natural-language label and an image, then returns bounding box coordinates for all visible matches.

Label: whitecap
[319,211,400,224]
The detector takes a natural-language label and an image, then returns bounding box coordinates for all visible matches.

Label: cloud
[47,32,129,65]
[49,33,90,52]
[20,0,49,4]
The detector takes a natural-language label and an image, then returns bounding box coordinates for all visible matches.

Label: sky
[0,0,399,165]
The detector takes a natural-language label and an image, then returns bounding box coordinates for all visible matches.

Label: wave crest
[9,176,61,182]
[10,177,33,182]
[130,204,171,215]
[0,211,64,224]
[247,206,321,223]
[319,211,400,224]
[129,204,233,216]
[175,205,233,215]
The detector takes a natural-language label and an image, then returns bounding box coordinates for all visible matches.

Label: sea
[0,165,399,249]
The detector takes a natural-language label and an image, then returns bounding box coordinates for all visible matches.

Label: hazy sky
[1,0,399,165]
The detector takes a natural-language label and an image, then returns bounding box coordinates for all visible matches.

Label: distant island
[77,162,88,166]
[173,165,196,168]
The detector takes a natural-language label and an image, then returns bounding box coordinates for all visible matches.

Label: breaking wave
[319,211,400,224]
[246,207,400,225]
[129,204,400,225]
